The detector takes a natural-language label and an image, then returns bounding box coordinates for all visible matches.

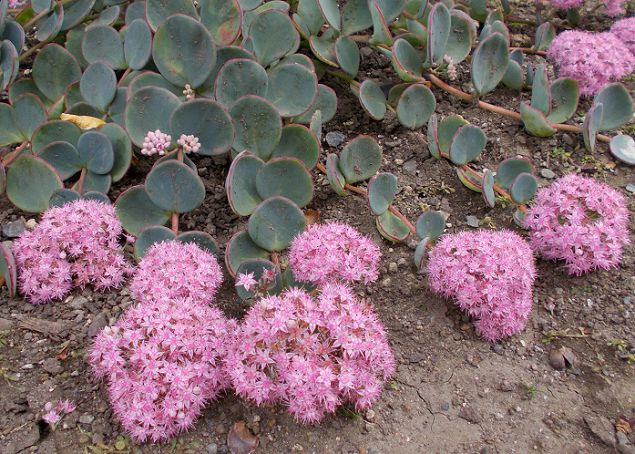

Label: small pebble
[540,169,556,179]
[325,131,345,147]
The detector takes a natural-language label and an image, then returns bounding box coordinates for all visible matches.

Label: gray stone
[42,358,62,375]
[584,414,616,447]
[70,296,88,310]
[2,219,26,238]
[0,317,13,330]
[466,215,480,228]
[617,431,631,446]
[403,159,417,175]
[206,443,218,453]
[87,312,108,338]
[325,131,345,147]
[388,262,398,273]
[626,184,635,195]
[79,414,95,425]
[540,168,556,179]
[458,406,483,424]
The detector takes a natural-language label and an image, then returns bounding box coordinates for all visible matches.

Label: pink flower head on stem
[89,298,237,443]
[524,174,630,276]
[236,272,257,292]
[13,200,131,304]
[130,241,223,306]
[226,284,396,423]
[141,129,172,156]
[427,230,536,342]
[289,221,380,286]
[177,134,201,154]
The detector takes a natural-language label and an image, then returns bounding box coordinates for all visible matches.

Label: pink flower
[141,129,172,156]
[611,17,635,55]
[549,0,583,8]
[130,241,223,306]
[13,200,132,304]
[43,410,61,425]
[427,230,536,342]
[236,272,257,291]
[524,174,630,276]
[177,134,201,154]
[549,0,625,15]
[89,298,237,443]
[547,30,635,96]
[289,222,380,286]
[42,399,76,427]
[226,284,395,423]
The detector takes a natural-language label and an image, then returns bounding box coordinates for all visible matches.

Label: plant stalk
[1,141,29,167]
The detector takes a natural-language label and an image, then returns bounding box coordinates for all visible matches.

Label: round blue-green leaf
[214,58,268,106]
[0,104,21,146]
[520,102,556,138]
[152,14,216,89]
[249,10,300,67]
[226,150,264,216]
[426,2,451,66]
[359,79,387,121]
[145,0,199,31]
[438,115,469,154]
[292,84,337,124]
[82,191,110,204]
[495,158,533,189]
[230,95,282,160]
[449,124,487,165]
[78,130,114,174]
[445,10,476,64]
[0,161,5,195]
[80,62,116,112]
[547,78,579,124]
[75,171,111,194]
[256,157,313,207]
[235,258,282,300]
[81,25,126,69]
[225,230,269,276]
[134,225,176,260]
[49,188,81,207]
[481,168,495,208]
[471,32,509,96]
[583,102,603,153]
[99,123,132,182]
[342,0,372,35]
[145,160,205,213]
[308,34,337,67]
[317,0,340,32]
[502,59,523,90]
[32,44,81,102]
[3,21,25,63]
[115,185,171,235]
[271,124,320,169]
[325,152,348,196]
[609,134,635,165]
[170,99,234,156]
[200,45,255,96]
[123,19,152,70]
[0,39,18,91]
[368,172,398,215]
[391,38,423,82]
[510,172,538,204]
[61,0,96,31]
[35,3,63,42]
[176,231,220,257]
[339,135,382,184]
[531,64,551,116]
[247,196,307,252]
[13,93,47,139]
[38,141,82,180]
[125,1,146,24]
[201,0,242,45]
[0,242,17,298]
[6,155,63,213]
[416,211,445,241]
[376,210,410,243]
[593,83,633,131]
[126,71,184,100]
[397,84,436,129]
[32,120,82,153]
[124,86,181,147]
[335,36,360,77]
[414,237,431,271]
[266,62,318,118]
[456,166,482,192]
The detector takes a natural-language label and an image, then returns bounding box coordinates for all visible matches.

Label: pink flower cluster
[130,241,223,305]
[289,222,380,286]
[13,200,131,304]
[177,134,201,154]
[42,400,76,427]
[428,230,536,342]
[226,284,396,423]
[524,174,629,276]
[89,298,236,443]
[547,30,635,96]
[611,17,635,55]
[549,0,625,15]
[141,129,172,156]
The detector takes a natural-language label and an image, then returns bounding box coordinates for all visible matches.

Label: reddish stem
[170,148,185,235]
[1,141,29,167]
[77,168,87,195]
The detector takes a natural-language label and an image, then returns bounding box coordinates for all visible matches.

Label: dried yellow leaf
[60,113,106,130]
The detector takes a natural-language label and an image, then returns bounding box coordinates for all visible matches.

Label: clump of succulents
[547,30,635,96]
[288,222,380,286]
[427,230,536,342]
[13,199,130,304]
[226,284,395,423]
[130,241,223,306]
[524,174,630,276]
[89,298,236,443]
